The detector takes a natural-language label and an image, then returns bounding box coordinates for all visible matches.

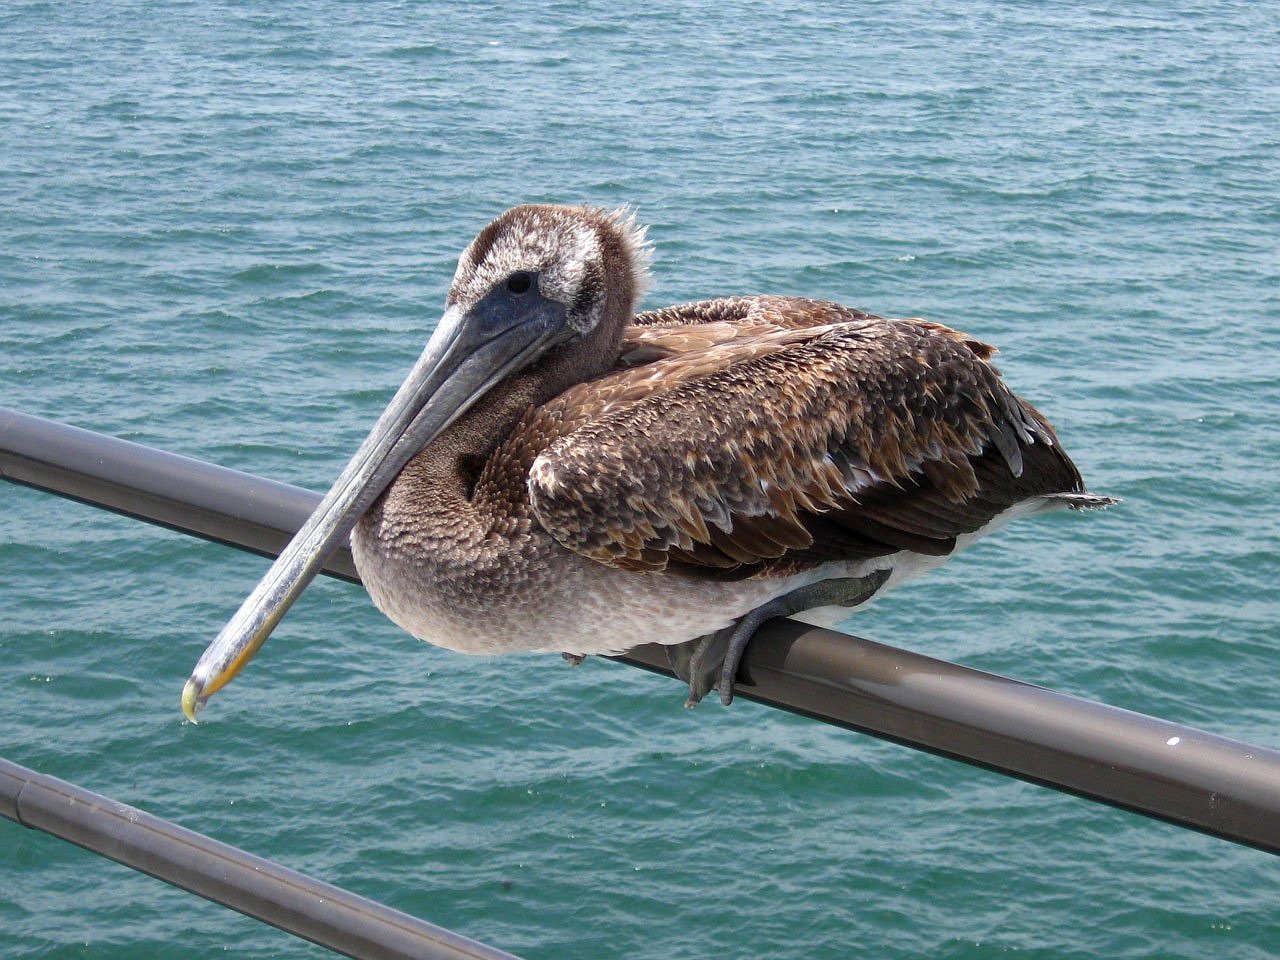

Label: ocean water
[2,1,1278,957]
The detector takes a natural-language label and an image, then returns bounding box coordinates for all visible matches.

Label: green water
[2,2,1278,957]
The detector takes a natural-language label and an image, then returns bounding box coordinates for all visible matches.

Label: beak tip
[181,677,203,724]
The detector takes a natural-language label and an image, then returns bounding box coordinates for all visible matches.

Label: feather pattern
[516,295,1086,579]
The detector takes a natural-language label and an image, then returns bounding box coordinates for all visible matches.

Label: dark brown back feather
[517,296,1086,579]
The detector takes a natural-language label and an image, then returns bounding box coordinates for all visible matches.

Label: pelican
[182,204,1114,719]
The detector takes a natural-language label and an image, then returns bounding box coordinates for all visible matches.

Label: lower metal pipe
[3,406,1280,855]
[0,757,520,960]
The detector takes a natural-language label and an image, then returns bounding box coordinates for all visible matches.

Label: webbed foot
[666,570,891,707]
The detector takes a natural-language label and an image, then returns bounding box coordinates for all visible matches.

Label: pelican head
[182,204,650,720]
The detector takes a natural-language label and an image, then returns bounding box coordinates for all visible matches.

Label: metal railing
[3,405,1279,954]
[0,757,520,960]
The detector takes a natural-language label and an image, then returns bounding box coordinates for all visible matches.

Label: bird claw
[665,616,759,707]
[664,570,893,708]
[665,634,720,706]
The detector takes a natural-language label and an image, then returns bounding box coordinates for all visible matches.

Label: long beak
[182,294,568,721]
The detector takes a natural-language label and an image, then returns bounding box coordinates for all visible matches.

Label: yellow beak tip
[181,678,203,724]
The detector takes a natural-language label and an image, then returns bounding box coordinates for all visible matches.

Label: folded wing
[522,296,1087,579]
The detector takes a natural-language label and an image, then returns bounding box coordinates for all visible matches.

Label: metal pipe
[0,405,359,581]
[4,406,1280,855]
[0,756,521,960]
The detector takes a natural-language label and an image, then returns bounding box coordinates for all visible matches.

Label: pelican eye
[505,271,534,296]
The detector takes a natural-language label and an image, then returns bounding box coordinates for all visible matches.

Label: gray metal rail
[0,756,521,960]
[3,405,1280,858]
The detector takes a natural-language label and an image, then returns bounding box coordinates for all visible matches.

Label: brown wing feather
[630,295,882,330]
[523,296,1086,578]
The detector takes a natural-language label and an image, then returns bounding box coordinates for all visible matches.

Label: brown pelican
[182,204,1114,719]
